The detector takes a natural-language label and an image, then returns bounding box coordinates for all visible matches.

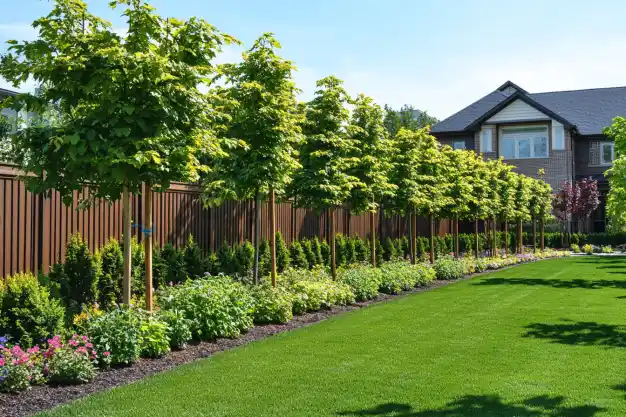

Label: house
[431,81,626,232]
[0,87,22,130]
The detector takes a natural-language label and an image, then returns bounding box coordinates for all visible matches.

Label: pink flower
[103,351,110,357]
[82,335,89,342]
[27,346,40,354]
[91,350,97,355]
[76,346,88,354]
[11,346,23,355]
[72,334,78,339]
[85,343,93,348]
[0,358,4,366]
[69,339,79,347]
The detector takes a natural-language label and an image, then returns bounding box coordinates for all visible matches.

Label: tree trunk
[329,207,337,279]
[517,219,524,254]
[253,189,261,284]
[491,216,498,257]
[122,186,132,305]
[429,214,435,263]
[370,210,376,267]
[532,215,537,252]
[269,187,277,287]
[144,183,153,312]
[504,220,508,255]
[410,210,417,265]
[539,216,546,251]
[474,218,480,258]
[455,217,460,258]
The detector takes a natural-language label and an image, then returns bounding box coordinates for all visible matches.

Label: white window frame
[600,142,615,165]
[480,128,493,152]
[499,125,549,160]
[452,140,465,150]
[552,125,565,150]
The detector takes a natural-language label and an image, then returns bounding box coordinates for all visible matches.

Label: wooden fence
[0,164,451,277]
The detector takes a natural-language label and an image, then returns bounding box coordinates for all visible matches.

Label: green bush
[289,241,308,269]
[434,256,464,280]
[86,307,142,366]
[131,237,146,297]
[159,243,186,285]
[159,276,254,340]
[379,262,417,294]
[216,241,235,275]
[399,236,410,258]
[414,263,437,286]
[158,309,192,349]
[183,235,206,279]
[276,231,290,273]
[258,239,271,277]
[50,233,99,314]
[354,237,371,263]
[138,314,170,358]
[375,239,384,266]
[249,284,293,324]
[338,265,381,301]
[279,267,354,314]
[234,241,255,277]
[0,272,65,346]
[335,234,347,266]
[583,244,594,255]
[301,239,316,269]
[383,237,397,261]
[570,244,580,253]
[311,237,324,266]
[320,240,331,266]
[152,244,169,289]
[46,334,97,385]
[345,237,357,265]
[97,238,123,310]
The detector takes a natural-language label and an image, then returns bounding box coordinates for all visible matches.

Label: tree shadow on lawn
[523,320,626,348]
[337,395,604,416]
[474,277,626,289]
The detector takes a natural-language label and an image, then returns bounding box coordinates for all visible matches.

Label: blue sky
[1,0,625,119]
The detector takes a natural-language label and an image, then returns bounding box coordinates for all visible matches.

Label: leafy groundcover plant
[434,256,465,280]
[249,284,294,324]
[338,265,382,301]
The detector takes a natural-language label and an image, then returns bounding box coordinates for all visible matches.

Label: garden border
[0,257,563,417]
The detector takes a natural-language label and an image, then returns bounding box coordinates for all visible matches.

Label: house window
[601,142,615,165]
[500,126,549,159]
[453,140,465,150]
[552,125,565,150]
[480,128,492,152]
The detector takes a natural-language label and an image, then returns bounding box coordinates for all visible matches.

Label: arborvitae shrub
[301,239,316,269]
[235,240,255,277]
[375,239,384,266]
[98,238,123,309]
[160,243,186,284]
[383,237,397,261]
[320,240,331,266]
[258,239,271,277]
[311,237,324,266]
[216,241,235,275]
[345,237,357,265]
[152,245,168,289]
[354,237,370,263]
[183,235,206,279]
[290,241,308,269]
[276,232,290,273]
[335,234,347,266]
[131,237,145,297]
[400,236,410,258]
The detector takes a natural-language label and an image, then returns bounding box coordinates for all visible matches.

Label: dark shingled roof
[0,87,17,97]
[431,82,626,136]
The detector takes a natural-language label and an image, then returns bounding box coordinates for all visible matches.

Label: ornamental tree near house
[290,76,361,279]
[201,33,302,286]
[606,117,626,230]
[530,170,554,250]
[464,152,490,258]
[496,164,517,255]
[512,173,533,254]
[347,94,396,267]
[0,0,234,309]
[554,178,600,238]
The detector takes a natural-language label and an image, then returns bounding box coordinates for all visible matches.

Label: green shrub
[0,272,65,346]
[276,231,290,273]
[289,241,308,269]
[152,244,169,289]
[338,265,381,301]
[414,263,436,286]
[216,241,235,275]
[354,237,371,263]
[399,236,410,258]
[138,314,170,358]
[279,267,354,314]
[311,237,324,266]
[570,244,580,253]
[234,241,255,277]
[320,240,331,266]
[582,244,594,255]
[249,284,293,324]
[345,237,357,265]
[98,238,123,310]
[50,233,99,314]
[383,237,397,261]
[335,234,347,266]
[434,256,464,280]
[158,309,192,349]
[301,239,316,269]
[601,245,614,254]
[159,243,186,285]
[258,239,271,277]
[375,239,384,265]
[131,237,146,297]
[86,307,142,366]
[159,277,254,340]
[46,334,97,385]
[184,235,207,279]
[379,262,416,294]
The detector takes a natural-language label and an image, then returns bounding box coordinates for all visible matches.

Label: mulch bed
[0,272,501,417]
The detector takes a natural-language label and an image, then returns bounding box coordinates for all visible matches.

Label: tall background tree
[347,94,396,267]
[290,76,361,279]
[201,33,302,285]
[0,0,233,309]
[383,104,438,138]
[554,178,600,237]
[512,174,532,254]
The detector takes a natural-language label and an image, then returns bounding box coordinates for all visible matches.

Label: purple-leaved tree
[554,177,600,238]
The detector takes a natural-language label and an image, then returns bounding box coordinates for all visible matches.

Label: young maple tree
[202,33,302,285]
[0,0,234,308]
[554,177,600,234]
[290,76,361,279]
[347,94,396,266]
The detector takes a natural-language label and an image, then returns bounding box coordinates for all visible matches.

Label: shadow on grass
[523,320,626,348]
[337,395,604,416]
[474,277,626,289]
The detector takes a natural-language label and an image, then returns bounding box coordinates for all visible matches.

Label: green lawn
[40,257,626,417]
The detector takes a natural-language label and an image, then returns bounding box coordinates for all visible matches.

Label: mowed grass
[40,257,626,417]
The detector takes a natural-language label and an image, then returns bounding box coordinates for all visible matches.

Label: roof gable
[486,99,550,123]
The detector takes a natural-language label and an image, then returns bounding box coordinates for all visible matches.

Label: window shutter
[481,128,492,152]
[552,125,565,150]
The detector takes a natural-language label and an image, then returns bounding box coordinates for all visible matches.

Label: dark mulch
[0,277,464,417]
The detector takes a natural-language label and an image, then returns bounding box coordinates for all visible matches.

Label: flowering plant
[45,334,98,385]
[0,338,44,392]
